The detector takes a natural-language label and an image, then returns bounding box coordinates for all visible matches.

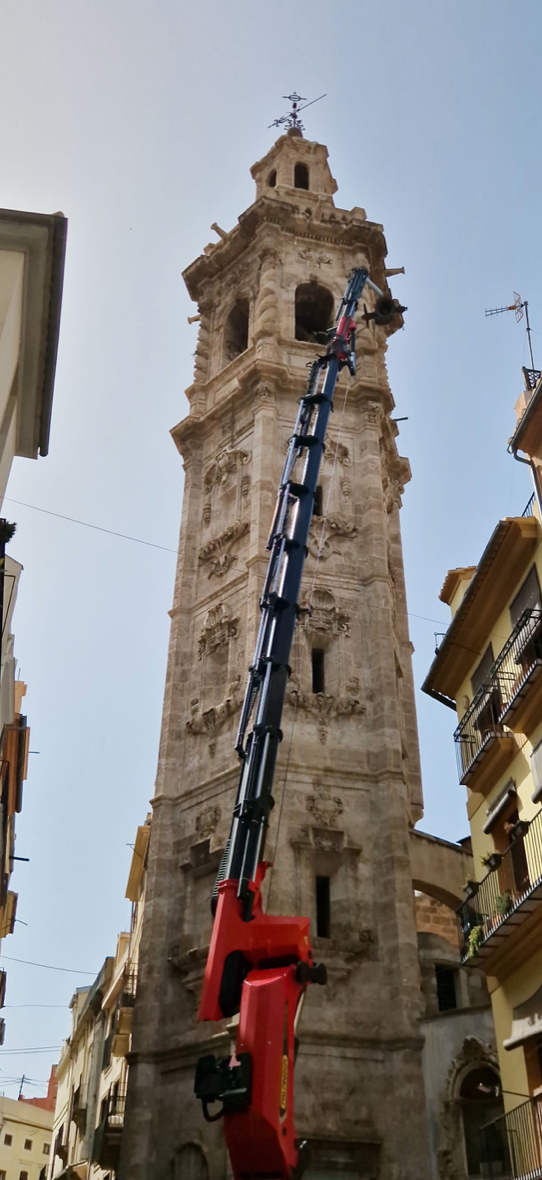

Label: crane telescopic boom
[194,268,405,1180]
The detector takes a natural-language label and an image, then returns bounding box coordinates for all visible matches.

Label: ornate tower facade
[120,132,430,1180]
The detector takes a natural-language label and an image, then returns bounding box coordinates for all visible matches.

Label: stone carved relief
[253,380,275,406]
[323,438,351,467]
[298,249,332,267]
[195,805,221,840]
[306,784,344,828]
[186,676,243,756]
[361,400,384,427]
[287,674,364,743]
[194,297,215,386]
[301,587,350,639]
[198,520,249,579]
[203,447,250,493]
[308,514,358,561]
[198,603,239,658]
[255,249,279,339]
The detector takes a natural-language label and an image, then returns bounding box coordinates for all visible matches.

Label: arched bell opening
[294,162,309,190]
[294,282,334,343]
[224,298,249,364]
[267,169,277,187]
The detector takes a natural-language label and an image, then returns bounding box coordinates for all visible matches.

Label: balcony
[480,1094,542,1180]
[491,609,542,735]
[92,1091,126,1171]
[112,967,138,1055]
[454,685,517,791]
[457,808,542,963]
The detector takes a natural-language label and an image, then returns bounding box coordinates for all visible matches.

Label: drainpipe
[508,441,542,516]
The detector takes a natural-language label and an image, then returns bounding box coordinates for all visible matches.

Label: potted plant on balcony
[481,851,502,872]
[468,925,484,957]
[463,877,480,899]
[506,818,530,843]
[495,889,512,917]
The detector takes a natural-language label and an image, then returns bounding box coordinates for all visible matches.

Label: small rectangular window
[313,485,323,518]
[0,1170,6,1179]
[311,649,325,694]
[435,965,457,1012]
[43,1144,50,1155]
[4,1134,12,1146]
[315,875,331,939]
[24,1139,32,1151]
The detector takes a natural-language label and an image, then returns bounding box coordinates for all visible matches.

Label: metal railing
[491,609,542,719]
[480,1094,542,1180]
[121,967,137,1007]
[457,807,542,960]
[522,493,536,518]
[107,1091,126,1128]
[454,683,504,780]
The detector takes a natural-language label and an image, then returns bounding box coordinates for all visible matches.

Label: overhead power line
[2,954,96,975]
[3,498,177,554]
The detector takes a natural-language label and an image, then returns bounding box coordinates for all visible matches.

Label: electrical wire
[3,498,177,554]
[2,954,96,975]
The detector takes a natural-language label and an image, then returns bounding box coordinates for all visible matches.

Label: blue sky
[0,0,541,1098]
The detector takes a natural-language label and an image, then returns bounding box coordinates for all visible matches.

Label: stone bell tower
[120,132,430,1180]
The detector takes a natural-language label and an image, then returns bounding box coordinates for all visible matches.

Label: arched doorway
[169,1142,209,1180]
[459,1066,505,1178]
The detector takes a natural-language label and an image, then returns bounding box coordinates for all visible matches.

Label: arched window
[294,162,309,190]
[268,169,277,188]
[295,282,334,342]
[224,299,249,363]
[170,1144,209,1180]
[460,1066,505,1178]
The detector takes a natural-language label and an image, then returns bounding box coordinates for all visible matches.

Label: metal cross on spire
[268,92,326,135]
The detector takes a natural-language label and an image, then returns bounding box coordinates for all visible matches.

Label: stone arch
[223,297,249,364]
[168,1142,209,1180]
[410,829,473,913]
[295,282,334,342]
[268,168,277,187]
[437,1039,503,1180]
[294,161,309,190]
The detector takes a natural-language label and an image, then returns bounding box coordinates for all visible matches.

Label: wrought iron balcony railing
[454,683,509,784]
[490,609,542,728]
[480,1094,542,1180]
[107,1091,126,1128]
[121,966,137,1008]
[522,492,536,518]
[457,807,542,961]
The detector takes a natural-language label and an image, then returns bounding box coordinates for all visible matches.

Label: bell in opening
[224,298,249,363]
[295,282,334,343]
[294,162,309,190]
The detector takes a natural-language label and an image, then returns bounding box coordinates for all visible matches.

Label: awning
[504,982,542,1050]
[483,781,517,834]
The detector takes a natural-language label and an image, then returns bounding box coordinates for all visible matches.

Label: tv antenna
[485,291,535,370]
[268,92,326,135]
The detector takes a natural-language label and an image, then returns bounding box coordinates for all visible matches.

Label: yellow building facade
[0,1094,53,1180]
[424,365,542,1175]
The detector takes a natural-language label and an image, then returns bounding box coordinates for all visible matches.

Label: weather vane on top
[268,92,326,135]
